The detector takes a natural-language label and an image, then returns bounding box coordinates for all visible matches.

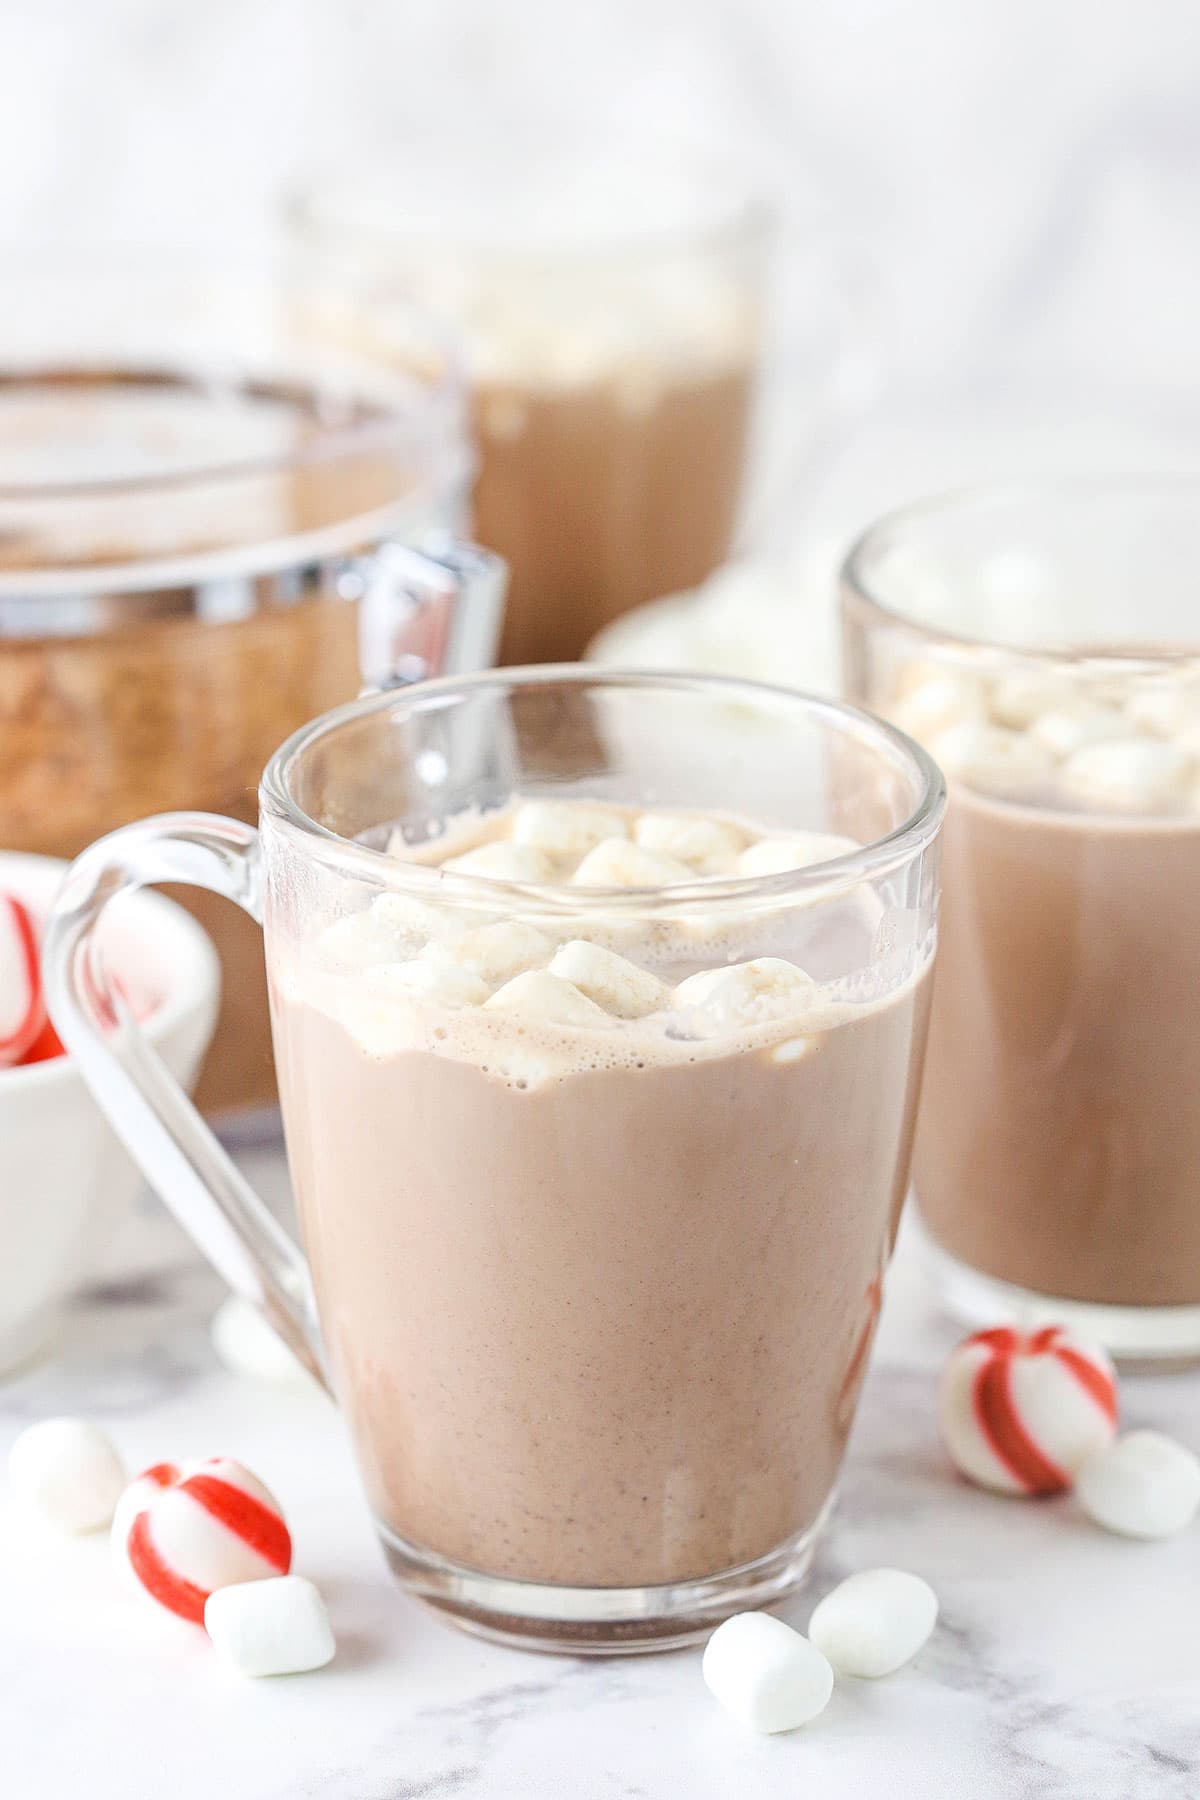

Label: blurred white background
[1,0,1197,581]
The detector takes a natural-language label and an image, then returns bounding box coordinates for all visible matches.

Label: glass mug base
[376,1495,835,1655]
[916,1215,1200,1369]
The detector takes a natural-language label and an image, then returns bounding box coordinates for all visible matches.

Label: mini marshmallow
[548,939,668,1018]
[926,721,1055,798]
[571,838,696,888]
[1125,683,1199,739]
[370,892,473,943]
[375,959,489,1008]
[319,893,465,970]
[1075,1431,1200,1540]
[484,969,614,1027]
[674,958,814,1032]
[939,1325,1117,1496]
[1029,705,1127,760]
[205,1575,336,1677]
[632,812,745,874]
[734,833,854,879]
[702,1612,834,1734]
[892,671,984,742]
[807,1569,938,1678]
[443,842,555,882]
[8,1418,126,1533]
[511,799,628,858]
[988,669,1078,730]
[210,1298,311,1387]
[1059,737,1194,812]
[421,920,552,987]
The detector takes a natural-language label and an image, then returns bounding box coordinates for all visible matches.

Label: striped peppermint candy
[939,1325,1118,1496]
[0,894,45,1067]
[112,1458,292,1623]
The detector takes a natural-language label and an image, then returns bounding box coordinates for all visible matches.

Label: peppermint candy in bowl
[939,1324,1118,1496]
[0,852,219,1372]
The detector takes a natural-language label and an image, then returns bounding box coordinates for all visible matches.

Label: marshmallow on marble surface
[632,812,745,874]
[210,1298,311,1387]
[112,1458,292,1623]
[807,1569,938,1678]
[421,920,552,987]
[8,1418,126,1533]
[674,958,814,1033]
[205,1575,336,1677]
[571,838,695,888]
[511,799,628,858]
[548,939,666,1019]
[939,1325,1117,1497]
[0,893,45,1067]
[443,842,555,883]
[484,968,615,1028]
[1075,1431,1200,1540]
[926,721,1055,798]
[1029,704,1127,761]
[1059,737,1194,812]
[734,832,853,880]
[702,1611,834,1734]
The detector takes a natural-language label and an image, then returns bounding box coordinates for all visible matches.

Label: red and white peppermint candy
[112,1458,292,1623]
[0,894,45,1067]
[939,1325,1118,1496]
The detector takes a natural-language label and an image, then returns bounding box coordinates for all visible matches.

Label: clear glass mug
[842,477,1200,1364]
[44,669,942,1651]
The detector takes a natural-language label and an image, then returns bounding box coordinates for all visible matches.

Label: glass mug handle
[354,534,506,690]
[43,814,329,1388]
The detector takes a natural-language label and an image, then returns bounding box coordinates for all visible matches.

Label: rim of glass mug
[258,664,946,909]
[841,472,1200,668]
[0,247,471,598]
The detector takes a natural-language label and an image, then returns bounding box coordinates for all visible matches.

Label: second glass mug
[45,670,943,1651]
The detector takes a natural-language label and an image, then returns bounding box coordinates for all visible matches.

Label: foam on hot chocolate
[284,801,911,1087]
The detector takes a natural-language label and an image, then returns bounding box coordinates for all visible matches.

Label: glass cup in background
[45,670,942,1650]
[0,254,502,1123]
[291,135,844,666]
[842,477,1200,1363]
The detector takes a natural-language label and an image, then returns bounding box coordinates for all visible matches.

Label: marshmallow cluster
[703,1568,938,1733]
[318,802,850,1041]
[7,1417,336,1678]
[892,661,1200,812]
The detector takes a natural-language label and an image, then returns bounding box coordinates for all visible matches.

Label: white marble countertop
[2,1149,1198,1800]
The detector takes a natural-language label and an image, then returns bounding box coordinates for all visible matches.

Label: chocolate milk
[270,802,932,1587]
[915,790,1200,1308]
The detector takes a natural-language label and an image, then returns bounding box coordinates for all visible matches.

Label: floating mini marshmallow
[674,958,814,1033]
[0,893,45,1067]
[511,799,628,858]
[548,940,667,1018]
[734,833,854,879]
[632,812,745,874]
[892,671,983,742]
[571,838,696,888]
[484,968,614,1028]
[988,668,1078,730]
[808,1569,938,1678]
[443,842,555,882]
[1059,737,1193,812]
[421,920,552,987]
[8,1418,126,1533]
[1124,682,1199,739]
[376,960,489,1008]
[702,1612,834,1734]
[926,721,1055,798]
[940,1325,1117,1496]
[205,1575,336,1677]
[112,1458,292,1623]
[1075,1431,1200,1540]
[1029,705,1127,760]
[319,891,467,970]
[210,1298,311,1387]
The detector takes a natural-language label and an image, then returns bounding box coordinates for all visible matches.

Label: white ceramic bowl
[0,852,220,1372]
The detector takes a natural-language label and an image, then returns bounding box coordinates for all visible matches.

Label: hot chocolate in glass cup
[45,670,942,1651]
[0,254,501,1124]
[291,138,790,665]
[842,478,1200,1363]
